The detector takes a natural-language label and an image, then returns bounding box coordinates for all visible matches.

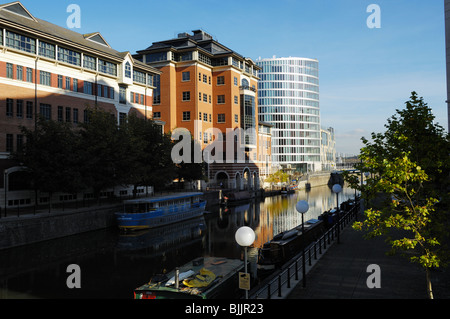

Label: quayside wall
[0,205,119,251]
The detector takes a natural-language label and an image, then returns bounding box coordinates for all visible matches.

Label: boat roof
[124,192,203,204]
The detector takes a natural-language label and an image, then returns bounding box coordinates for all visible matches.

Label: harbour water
[0,185,356,299]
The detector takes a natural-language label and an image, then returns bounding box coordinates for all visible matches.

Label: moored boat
[134,257,244,299]
[115,192,206,231]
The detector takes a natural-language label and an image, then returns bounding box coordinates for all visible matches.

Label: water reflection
[0,185,356,299]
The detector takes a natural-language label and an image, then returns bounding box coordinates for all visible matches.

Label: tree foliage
[14,108,184,202]
[346,92,450,299]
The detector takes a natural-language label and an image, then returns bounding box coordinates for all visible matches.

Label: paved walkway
[287,222,433,299]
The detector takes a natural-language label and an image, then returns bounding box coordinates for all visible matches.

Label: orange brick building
[0,2,160,209]
[134,30,272,190]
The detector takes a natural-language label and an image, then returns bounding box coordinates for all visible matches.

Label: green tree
[78,108,127,200]
[16,117,82,212]
[348,92,450,299]
[121,113,176,196]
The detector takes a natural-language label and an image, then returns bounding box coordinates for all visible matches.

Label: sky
[18,0,449,155]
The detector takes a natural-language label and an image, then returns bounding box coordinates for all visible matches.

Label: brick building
[0,2,160,210]
[134,30,272,189]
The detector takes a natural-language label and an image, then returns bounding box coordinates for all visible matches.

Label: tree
[16,117,83,212]
[78,108,127,200]
[347,92,450,299]
[120,113,176,196]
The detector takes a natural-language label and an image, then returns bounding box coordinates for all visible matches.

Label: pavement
[286,215,450,299]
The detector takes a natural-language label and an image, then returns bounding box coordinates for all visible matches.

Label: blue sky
[18,0,448,155]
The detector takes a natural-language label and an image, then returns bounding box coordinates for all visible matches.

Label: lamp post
[235,226,255,299]
[332,184,343,244]
[296,200,309,288]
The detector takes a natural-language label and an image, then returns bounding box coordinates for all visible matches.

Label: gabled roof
[0,1,160,75]
[84,32,111,48]
[0,1,37,22]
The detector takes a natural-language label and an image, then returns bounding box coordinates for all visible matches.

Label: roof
[0,2,159,74]
[124,192,204,204]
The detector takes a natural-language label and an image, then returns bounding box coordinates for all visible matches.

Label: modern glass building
[256,57,321,173]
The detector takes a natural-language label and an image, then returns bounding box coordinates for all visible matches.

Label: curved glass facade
[256,57,321,172]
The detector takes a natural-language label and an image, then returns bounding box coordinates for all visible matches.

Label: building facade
[320,127,336,171]
[0,2,160,209]
[134,30,271,189]
[256,56,321,173]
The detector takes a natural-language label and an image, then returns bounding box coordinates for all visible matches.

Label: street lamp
[332,184,343,244]
[235,226,255,299]
[296,200,309,288]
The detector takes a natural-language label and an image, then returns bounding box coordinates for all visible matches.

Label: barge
[134,257,244,299]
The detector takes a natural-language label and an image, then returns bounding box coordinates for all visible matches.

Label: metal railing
[250,202,360,299]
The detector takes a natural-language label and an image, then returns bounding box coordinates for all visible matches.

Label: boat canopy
[123,193,203,205]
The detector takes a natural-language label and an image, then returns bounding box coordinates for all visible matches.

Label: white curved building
[256,57,321,173]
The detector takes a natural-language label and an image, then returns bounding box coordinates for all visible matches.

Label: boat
[134,257,244,299]
[115,192,206,231]
[258,219,326,271]
[281,186,295,195]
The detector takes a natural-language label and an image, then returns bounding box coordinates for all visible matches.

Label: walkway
[287,222,442,299]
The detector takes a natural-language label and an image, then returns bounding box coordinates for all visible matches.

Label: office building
[134,30,272,189]
[0,2,160,209]
[256,56,321,173]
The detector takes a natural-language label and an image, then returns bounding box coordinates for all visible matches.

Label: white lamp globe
[332,184,343,194]
[235,227,256,247]
[296,200,309,214]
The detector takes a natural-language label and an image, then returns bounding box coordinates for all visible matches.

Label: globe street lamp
[235,226,255,299]
[296,200,309,288]
[332,184,343,244]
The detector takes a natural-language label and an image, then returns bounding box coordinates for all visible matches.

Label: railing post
[287,267,291,288]
[295,260,299,280]
[278,275,282,297]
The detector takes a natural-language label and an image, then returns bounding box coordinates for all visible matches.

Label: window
[99,59,117,76]
[16,65,23,81]
[58,75,63,89]
[234,96,238,104]
[119,113,127,126]
[217,95,225,104]
[153,112,161,119]
[40,71,51,86]
[203,113,208,122]
[83,55,96,70]
[125,62,131,78]
[5,31,36,53]
[110,87,115,99]
[6,99,13,117]
[26,102,33,119]
[83,81,93,95]
[182,91,190,101]
[203,74,207,83]
[234,77,238,86]
[40,103,52,120]
[235,114,239,123]
[199,112,202,120]
[182,71,190,81]
[73,108,79,124]
[203,94,208,102]
[119,86,127,104]
[58,106,63,122]
[6,134,13,153]
[66,77,71,90]
[6,63,13,79]
[58,47,81,66]
[218,114,225,123]
[73,79,78,92]
[16,100,23,118]
[66,107,71,122]
[182,111,191,121]
[133,70,146,84]
[26,68,33,82]
[217,76,225,85]
[17,135,23,152]
[39,41,56,59]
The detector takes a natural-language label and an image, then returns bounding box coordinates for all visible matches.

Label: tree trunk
[426,268,434,299]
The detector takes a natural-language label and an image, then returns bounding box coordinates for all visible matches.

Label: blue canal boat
[115,192,206,231]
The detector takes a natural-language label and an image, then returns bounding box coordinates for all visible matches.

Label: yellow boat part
[183,268,216,288]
